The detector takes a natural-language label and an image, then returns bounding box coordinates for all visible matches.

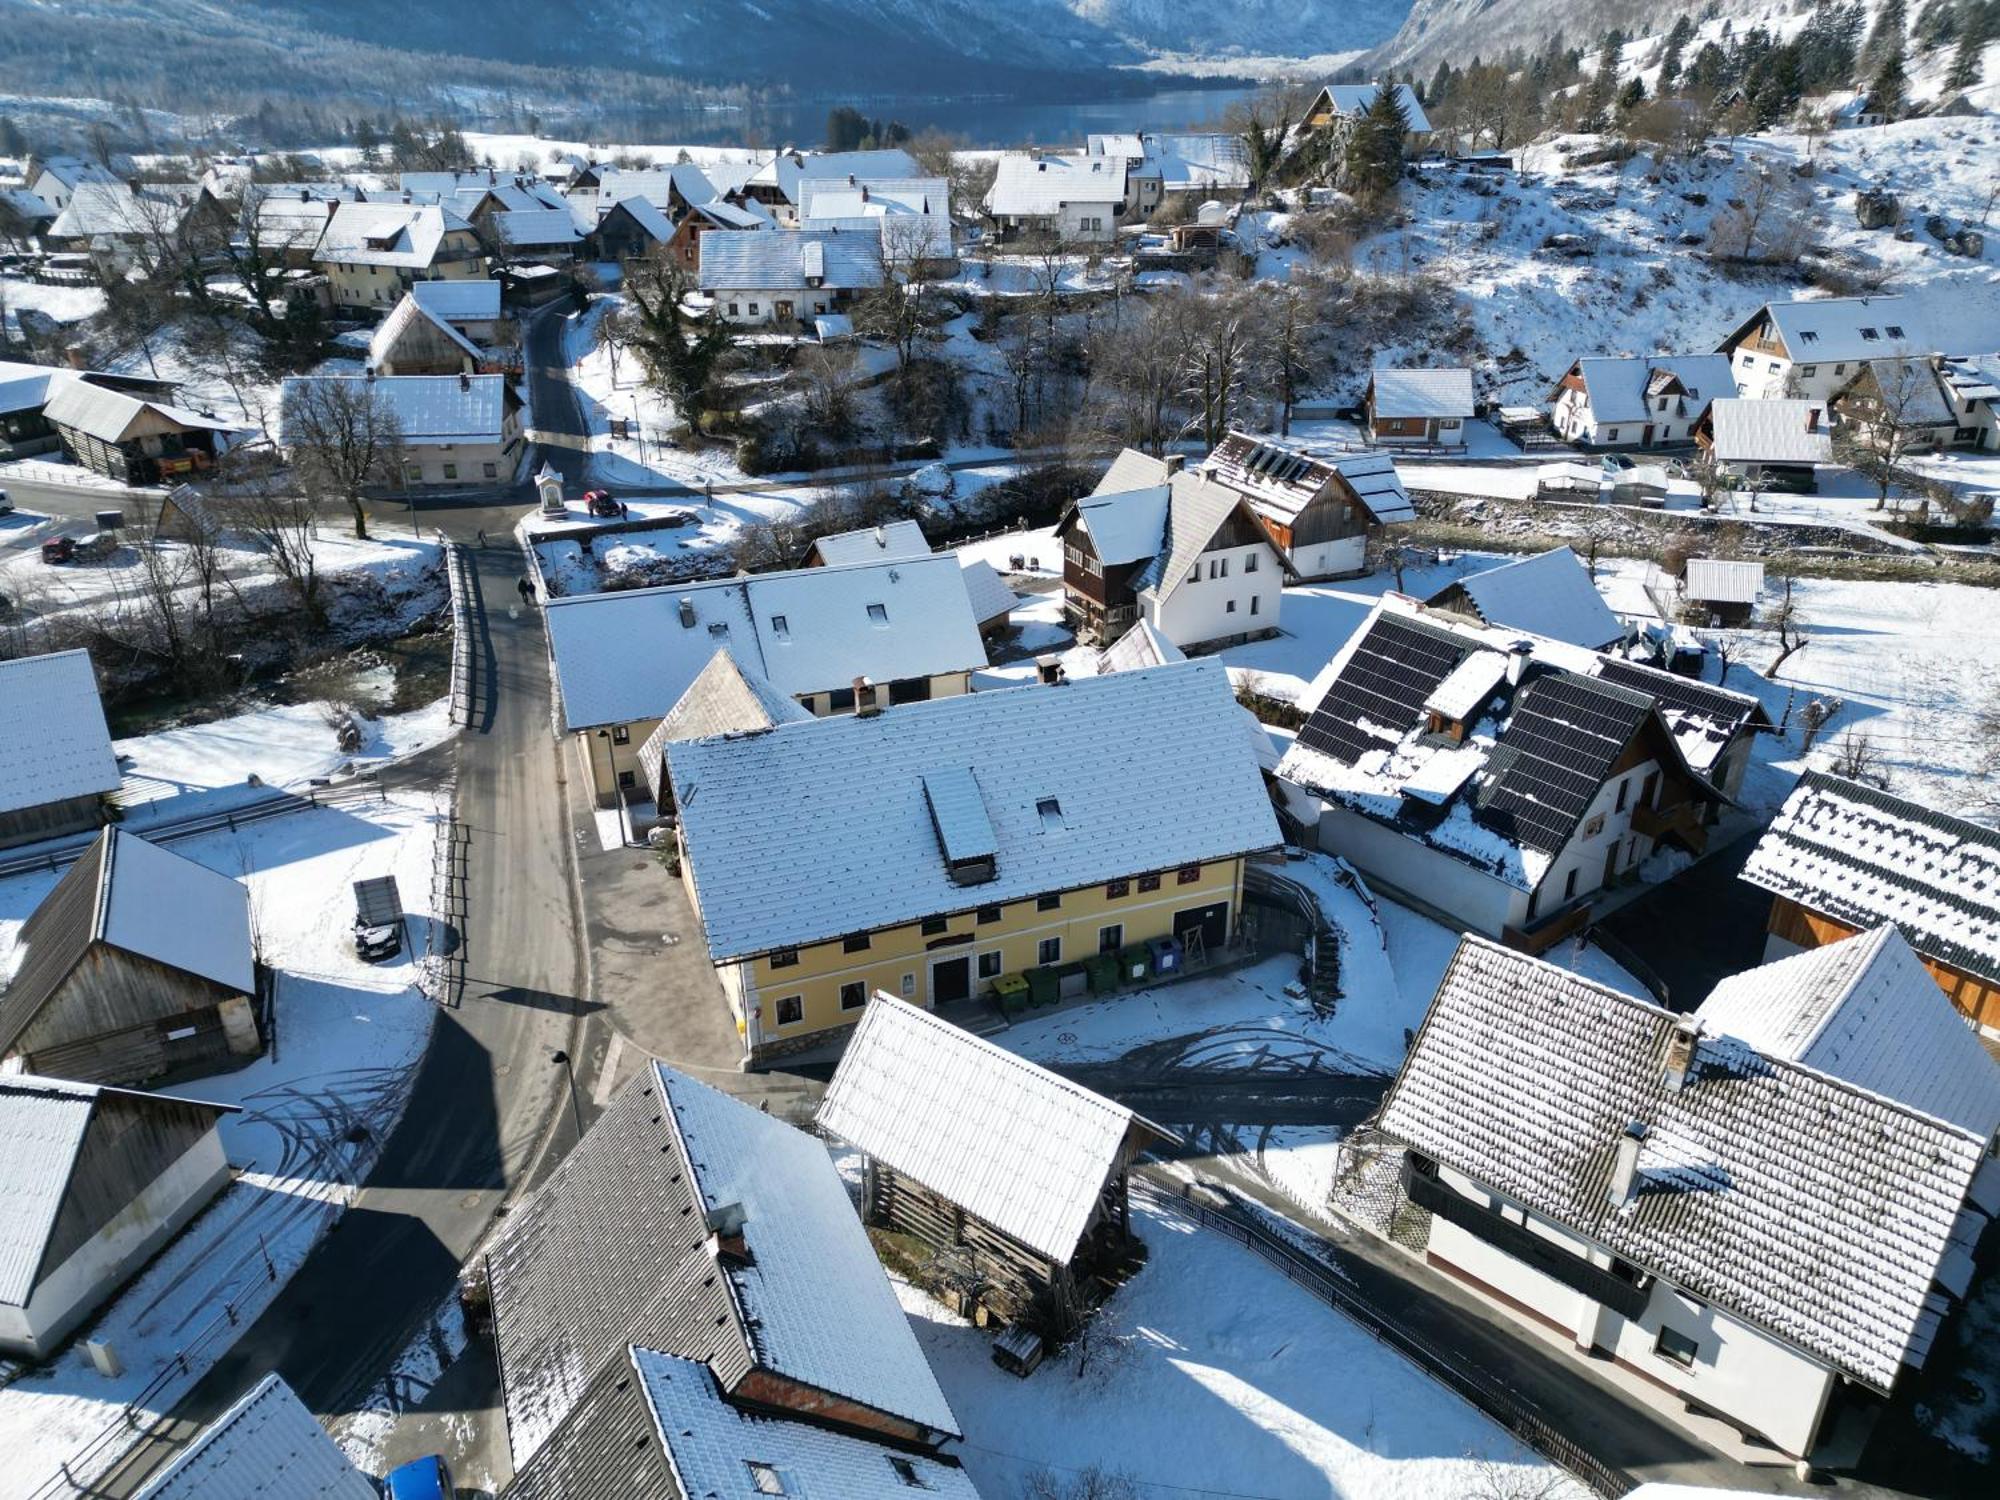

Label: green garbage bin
[1084,954,1120,993]
[1118,944,1151,984]
[1026,966,1059,1008]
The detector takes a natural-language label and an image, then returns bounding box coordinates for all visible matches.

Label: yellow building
[312,202,488,312]
[668,658,1281,1065]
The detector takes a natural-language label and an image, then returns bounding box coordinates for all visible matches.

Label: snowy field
[902,1195,1585,1500]
[0,786,446,1497]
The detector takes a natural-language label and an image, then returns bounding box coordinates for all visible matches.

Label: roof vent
[677,597,696,628]
[1663,1019,1701,1092]
[1609,1121,1647,1208]
[854,676,881,718]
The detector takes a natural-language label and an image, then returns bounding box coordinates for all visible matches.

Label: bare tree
[1799,694,1843,752]
[223,449,327,625]
[1698,630,1736,683]
[1828,728,1883,786]
[1831,356,1935,510]
[1709,166,1810,264]
[857,215,940,375]
[1020,1466,1139,1500]
[281,378,408,539]
[1763,577,1809,678]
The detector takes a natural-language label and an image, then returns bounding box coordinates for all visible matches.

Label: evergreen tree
[1945,8,1987,88]
[1659,16,1695,91]
[1870,42,1909,114]
[1342,85,1410,202]
[1587,30,1626,122]
[1862,0,1908,74]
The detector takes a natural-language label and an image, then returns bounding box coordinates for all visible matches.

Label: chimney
[677,596,696,628]
[853,675,881,718]
[1505,639,1534,686]
[1163,453,1186,476]
[1663,1019,1700,1092]
[872,525,886,548]
[704,1201,752,1266]
[1608,1121,1647,1208]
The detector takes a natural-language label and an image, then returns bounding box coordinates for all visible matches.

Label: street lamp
[551,1048,583,1141]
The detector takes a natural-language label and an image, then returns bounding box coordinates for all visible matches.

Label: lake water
[643,83,1262,150]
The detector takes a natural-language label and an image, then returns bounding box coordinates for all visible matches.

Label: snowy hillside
[1071,0,1407,57]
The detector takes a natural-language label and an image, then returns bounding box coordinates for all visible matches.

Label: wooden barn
[0,829,259,1085]
[818,996,1176,1349]
[0,649,120,850]
[0,1074,234,1358]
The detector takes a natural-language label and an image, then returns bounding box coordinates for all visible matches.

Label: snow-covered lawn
[0,787,445,1498]
[901,1195,1585,1500]
[114,695,454,803]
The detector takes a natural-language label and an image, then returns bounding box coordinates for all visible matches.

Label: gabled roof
[1093,447,1173,496]
[493,206,583,247]
[132,1373,375,1500]
[1558,355,1737,424]
[1201,431,1415,528]
[544,554,986,731]
[42,383,244,443]
[668,661,1281,961]
[1138,471,1296,602]
[367,293,485,371]
[1706,399,1832,465]
[485,1061,958,1464]
[1370,366,1474,419]
[1378,935,1990,1392]
[1067,484,1170,566]
[635,648,814,800]
[313,201,470,267]
[1838,357,1959,427]
[1053,619,1188,682]
[0,1074,233,1308]
[959,558,1017,626]
[748,148,921,204]
[47,181,196,241]
[806,518,930,567]
[603,193,673,241]
[1312,82,1434,134]
[1740,772,2000,986]
[985,154,1127,216]
[1430,547,1624,650]
[1591,656,1771,775]
[1722,294,1931,363]
[1143,132,1252,191]
[1696,925,2000,1141]
[697,228,883,292]
[821,998,1175,1262]
[280,373,509,445]
[0,648,120,814]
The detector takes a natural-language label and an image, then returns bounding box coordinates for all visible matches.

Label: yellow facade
[706,857,1248,1055]
[322,232,487,310]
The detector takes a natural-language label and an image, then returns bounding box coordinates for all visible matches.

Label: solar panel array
[1597,659,1758,744]
[1297,614,1475,765]
[1476,673,1652,854]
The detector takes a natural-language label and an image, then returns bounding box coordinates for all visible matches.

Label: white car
[0,488,12,514]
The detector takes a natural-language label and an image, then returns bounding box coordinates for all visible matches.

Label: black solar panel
[1297,615,1476,766]
[1597,659,1760,740]
[1476,673,1651,855]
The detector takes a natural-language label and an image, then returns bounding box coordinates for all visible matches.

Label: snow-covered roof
[1736,294,1932,364]
[1137,471,1295,603]
[821,998,1175,1262]
[694,197,771,230]
[47,181,197,241]
[313,201,470,267]
[1843,357,1959,427]
[635,648,814,800]
[1094,447,1174,496]
[1696,925,2000,1141]
[1561,355,1736,424]
[1070,484,1170,566]
[797,175,947,221]
[1681,557,1763,605]
[697,228,883,292]
[1591,656,1770,775]
[133,1374,375,1499]
[959,558,1017,626]
[1370,367,1474,420]
[806,518,930,566]
[1940,354,2000,411]
[367,293,485,370]
[485,1061,959,1462]
[1,185,55,221]
[543,554,987,731]
[749,148,921,205]
[1054,619,1188,682]
[43,382,245,442]
[1741,772,2000,987]
[1434,547,1625,650]
[604,193,673,241]
[406,278,500,324]
[1313,82,1433,135]
[985,153,1128,216]
[1086,132,1146,160]
[1379,935,1990,1391]
[1144,132,1252,192]
[494,206,582,247]
[0,359,65,416]
[668,661,1281,961]
[1705,399,1832,465]
[0,648,119,814]
[0,1075,231,1308]
[280,374,509,446]
[1200,431,1414,528]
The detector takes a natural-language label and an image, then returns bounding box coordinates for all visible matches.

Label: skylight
[1860,327,1879,340]
[1885,324,1905,338]
[1037,797,1065,830]
[866,602,889,624]
[770,614,789,639]
[748,1461,787,1496]
[707,622,728,638]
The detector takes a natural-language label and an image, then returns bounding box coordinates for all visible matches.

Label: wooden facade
[1058,523,1146,642]
[10,943,260,1086]
[0,792,106,852]
[1766,895,2000,1031]
[39,1091,228,1281]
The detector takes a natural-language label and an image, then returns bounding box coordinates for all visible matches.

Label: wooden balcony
[1631,801,1707,853]
[1504,900,1592,956]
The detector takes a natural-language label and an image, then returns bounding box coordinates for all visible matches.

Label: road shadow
[475,983,603,1018]
[360,1009,506,1195]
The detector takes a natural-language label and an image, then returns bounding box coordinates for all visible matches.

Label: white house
[26,155,124,213]
[280,372,523,488]
[1716,294,1955,402]
[1938,356,2000,450]
[1698,398,1832,485]
[1054,464,1294,650]
[1548,355,1737,448]
[1198,430,1413,581]
[797,176,953,265]
[1376,934,1998,1460]
[697,228,883,327]
[739,147,922,221]
[311,201,486,310]
[0,1075,234,1358]
[984,155,1127,243]
[1276,597,1769,944]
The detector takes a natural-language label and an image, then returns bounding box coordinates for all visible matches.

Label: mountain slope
[1070,0,1407,56]
[1372,0,1701,70]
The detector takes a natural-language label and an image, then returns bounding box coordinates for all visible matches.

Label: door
[1174,902,1228,956]
[776,299,794,320]
[1641,424,1654,446]
[930,955,971,1005]
[1602,844,1619,891]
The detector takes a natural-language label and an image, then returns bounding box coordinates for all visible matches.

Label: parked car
[40,535,74,565]
[382,1455,453,1499]
[353,876,404,963]
[582,488,620,518]
[0,486,12,514]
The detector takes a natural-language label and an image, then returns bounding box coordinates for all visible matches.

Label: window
[405,462,423,483]
[1038,936,1062,965]
[483,462,498,479]
[921,916,949,936]
[748,302,760,315]
[977,905,1002,924]
[1563,868,1579,901]
[1098,924,1123,954]
[1654,1326,1699,1368]
[442,463,459,480]
[771,614,789,639]
[1250,596,1260,616]
[1187,566,1199,585]
[773,996,804,1028]
[1799,365,1817,378]
[1177,863,1201,885]
[1037,797,1065,830]
[727,302,739,315]
[1037,893,1061,912]
[1859,326,1879,341]
[1226,599,1236,613]
[1604,427,1618,443]
[1244,551,1258,573]
[1138,872,1161,893]
[617,770,635,789]
[1614,779,1628,812]
[843,932,871,953]
[866,602,889,624]
[1105,879,1129,899]
[840,981,866,1010]
[1834,363,1847,374]
[826,686,856,712]
[748,1460,788,1495]
[1885,324,1905,338]
[977,950,1003,979]
[771,948,799,969]
[900,972,916,998]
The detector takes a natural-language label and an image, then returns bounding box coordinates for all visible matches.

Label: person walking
[517,576,535,606]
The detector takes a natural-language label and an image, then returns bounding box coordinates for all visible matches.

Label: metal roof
[1070,484,1170,566]
[1378,935,1989,1392]
[1370,367,1475,420]
[280,374,509,445]
[1706,399,1832,465]
[1681,557,1764,605]
[985,153,1127,216]
[668,661,1280,961]
[958,558,1017,626]
[1437,547,1625,649]
[697,228,884,292]
[821,998,1174,1262]
[408,278,501,322]
[132,1374,376,1499]
[0,648,120,815]
[42,382,244,443]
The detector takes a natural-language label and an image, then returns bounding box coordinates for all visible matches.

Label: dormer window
[1885,324,1905,338]
[708,621,728,638]
[748,1461,787,1495]
[1860,327,1879,340]
[1037,797,1065,830]
[1798,330,1818,344]
[866,602,888,624]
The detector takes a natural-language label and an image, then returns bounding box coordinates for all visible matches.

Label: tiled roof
[821,998,1173,1261]
[1137,471,1295,602]
[1370,367,1474,420]
[544,553,985,731]
[697,228,884,292]
[807,518,930,566]
[959,558,1017,626]
[668,661,1281,960]
[485,1062,957,1464]
[132,1374,375,1499]
[1069,484,1169,566]
[1740,772,2000,986]
[1695,924,2000,1140]
[1707,399,1832,465]
[280,374,508,445]
[0,648,119,814]
[985,154,1127,216]
[1434,547,1624,649]
[635,648,813,800]
[1378,936,1990,1391]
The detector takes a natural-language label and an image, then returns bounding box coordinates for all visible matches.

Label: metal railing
[425,803,470,1009]
[443,541,480,727]
[1144,1181,1636,1499]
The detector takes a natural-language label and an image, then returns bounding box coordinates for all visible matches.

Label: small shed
[0,649,120,849]
[0,1074,234,1357]
[1681,558,1764,627]
[1,828,259,1085]
[818,996,1177,1339]
[1365,367,1475,446]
